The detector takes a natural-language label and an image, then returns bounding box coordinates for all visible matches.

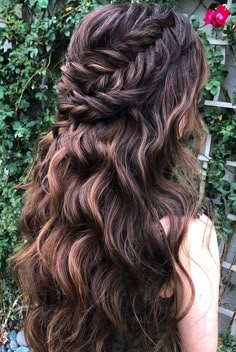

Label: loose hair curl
[11,3,212,352]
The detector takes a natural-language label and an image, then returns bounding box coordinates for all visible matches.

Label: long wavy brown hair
[10,3,212,352]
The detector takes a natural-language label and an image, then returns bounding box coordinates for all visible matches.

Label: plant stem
[2,293,23,330]
[229,45,236,67]
[198,24,208,29]
[15,52,51,113]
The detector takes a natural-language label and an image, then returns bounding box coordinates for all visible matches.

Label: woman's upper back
[161,214,220,352]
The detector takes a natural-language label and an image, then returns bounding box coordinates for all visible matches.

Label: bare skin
[160,214,220,352]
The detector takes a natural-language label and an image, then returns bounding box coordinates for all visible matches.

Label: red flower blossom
[215,5,230,26]
[203,9,215,25]
[203,4,230,28]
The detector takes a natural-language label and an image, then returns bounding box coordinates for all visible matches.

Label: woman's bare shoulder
[177,215,220,352]
[184,214,218,257]
[160,213,220,274]
[160,213,216,246]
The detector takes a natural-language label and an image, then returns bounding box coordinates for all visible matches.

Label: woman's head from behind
[57,3,208,147]
[11,4,210,352]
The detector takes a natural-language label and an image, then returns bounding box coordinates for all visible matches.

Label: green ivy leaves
[29,0,49,9]
[39,0,49,8]
[205,79,221,96]
[218,331,236,352]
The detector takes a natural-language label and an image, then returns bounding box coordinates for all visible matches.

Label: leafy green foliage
[218,332,236,352]
[193,24,236,242]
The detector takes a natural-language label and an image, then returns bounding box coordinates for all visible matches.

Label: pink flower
[203,9,215,25]
[203,4,230,28]
[215,5,230,26]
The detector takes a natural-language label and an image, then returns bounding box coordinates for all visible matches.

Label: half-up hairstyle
[10,3,211,352]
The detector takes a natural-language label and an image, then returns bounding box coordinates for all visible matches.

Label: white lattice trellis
[197,0,236,335]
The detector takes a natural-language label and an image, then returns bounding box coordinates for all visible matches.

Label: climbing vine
[192,3,236,241]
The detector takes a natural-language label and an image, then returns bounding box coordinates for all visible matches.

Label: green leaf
[223,226,234,235]
[231,87,236,105]
[210,87,218,96]
[211,80,220,86]
[14,4,22,18]
[214,50,224,57]
[38,0,48,9]
[232,201,236,213]
[190,14,199,30]
[221,180,231,192]
[205,82,212,90]
[29,0,37,7]
[228,193,236,201]
[0,87,4,99]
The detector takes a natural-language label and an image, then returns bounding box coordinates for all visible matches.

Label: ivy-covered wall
[0,0,235,349]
